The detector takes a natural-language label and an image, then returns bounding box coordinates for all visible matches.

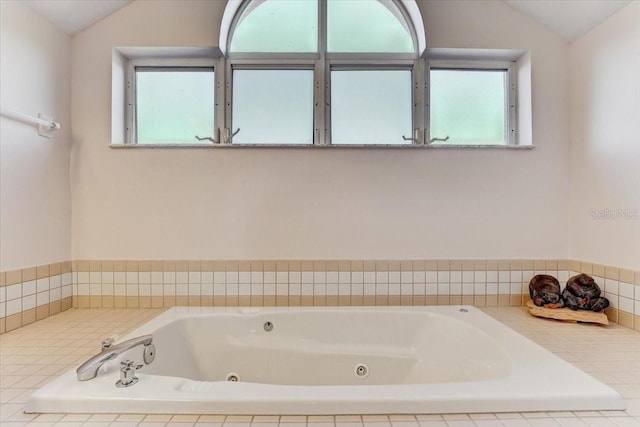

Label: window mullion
[316,0,328,145]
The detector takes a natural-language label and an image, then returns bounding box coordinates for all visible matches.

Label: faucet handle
[102,337,115,350]
[120,359,143,370]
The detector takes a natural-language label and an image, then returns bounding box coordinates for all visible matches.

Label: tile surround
[1,259,638,334]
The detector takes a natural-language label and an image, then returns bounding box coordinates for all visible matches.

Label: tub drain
[226,373,239,382]
[354,363,369,378]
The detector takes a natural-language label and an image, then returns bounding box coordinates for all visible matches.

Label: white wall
[0,1,72,270]
[569,1,640,271]
[70,0,571,261]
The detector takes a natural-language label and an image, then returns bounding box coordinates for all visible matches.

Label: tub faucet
[76,334,154,381]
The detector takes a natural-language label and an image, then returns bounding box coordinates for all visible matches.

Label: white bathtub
[27,306,624,414]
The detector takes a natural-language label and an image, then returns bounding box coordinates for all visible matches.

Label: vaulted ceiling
[24,0,634,42]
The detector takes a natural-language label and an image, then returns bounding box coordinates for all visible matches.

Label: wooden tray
[526,300,609,325]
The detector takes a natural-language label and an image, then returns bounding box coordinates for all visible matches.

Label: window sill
[109,144,535,150]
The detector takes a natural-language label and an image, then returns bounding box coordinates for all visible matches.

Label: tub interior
[140,310,511,385]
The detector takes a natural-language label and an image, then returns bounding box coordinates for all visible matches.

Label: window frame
[426,59,517,146]
[125,57,220,145]
[115,2,526,148]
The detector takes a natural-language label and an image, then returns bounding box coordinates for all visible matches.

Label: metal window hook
[429,136,450,144]
[195,128,220,144]
[223,128,240,144]
[402,128,421,144]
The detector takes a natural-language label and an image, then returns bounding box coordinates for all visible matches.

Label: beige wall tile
[226,296,239,306]
[314,295,327,306]
[486,294,498,307]
[76,260,90,272]
[461,295,474,305]
[580,261,593,274]
[412,260,426,270]
[250,296,263,306]
[62,261,72,273]
[557,260,569,270]
[412,295,425,306]
[201,296,213,307]
[36,304,49,321]
[486,260,498,270]
[5,313,21,332]
[474,260,487,270]
[351,260,364,271]
[288,295,301,306]
[400,295,413,306]
[22,308,36,325]
[426,295,438,305]
[605,307,618,324]
[362,295,376,306]
[49,300,61,315]
[90,260,102,272]
[139,296,152,308]
[114,296,127,308]
[510,295,522,306]
[388,295,400,306]
[264,296,277,306]
[188,296,201,307]
[474,295,486,307]
[437,260,450,270]
[102,296,114,308]
[22,267,37,282]
[175,296,188,306]
[139,261,152,272]
[499,260,511,271]
[388,260,401,271]
[592,263,605,277]
[276,295,289,306]
[301,296,314,306]
[90,296,101,308]
[437,295,449,305]
[498,295,510,307]
[449,295,462,305]
[50,262,62,275]
[635,315,640,331]
[101,260,114,271]
[618,311,634,329]
[619,269,634,284]
[375,295,388,306]
[127,296,140,308]
[77,296,91,308]
[0,271,5,287]
[151,296,164,308]
[636,271,640,285]
[338,295,350,306]
[511,260,523,270]
[545,260,557,270]
[350,295,363,306]
[0,317,5,334]
[61,297,72,311]
[237,295,251,306]
[6,269,21,285]
[127,261,139,272]
[326,295,338,306]
[605,265,619,280]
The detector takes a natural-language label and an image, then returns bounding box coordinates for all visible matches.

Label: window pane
[230,0,318,53]
[331,70,412,145]
[430,69,506,145]
[136,69,214,144]
[328,0,414,53]
[232,70,314,144]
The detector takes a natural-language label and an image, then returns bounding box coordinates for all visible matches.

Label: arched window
[220,0,426,145]
[119,1,520,147]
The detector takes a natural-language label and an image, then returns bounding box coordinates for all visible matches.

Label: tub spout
[76,335,153,381]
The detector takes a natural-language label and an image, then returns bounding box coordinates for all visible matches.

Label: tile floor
[1,307,639,427]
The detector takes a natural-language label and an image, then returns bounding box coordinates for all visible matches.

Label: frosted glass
[232,70,314,144]
[230,0,318,52]
[331,70,412,145]
[328,0,414,53]
[430,69,506,145]
[136,69,215,144]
